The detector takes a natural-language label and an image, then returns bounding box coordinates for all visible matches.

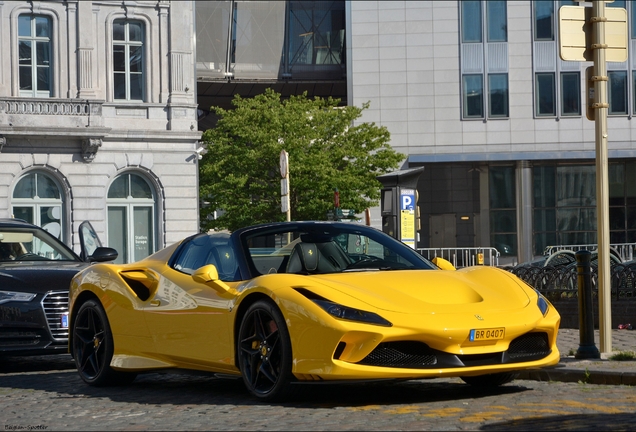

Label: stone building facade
[0,0,200,262]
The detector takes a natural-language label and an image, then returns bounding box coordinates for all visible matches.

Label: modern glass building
[196,0,636,265]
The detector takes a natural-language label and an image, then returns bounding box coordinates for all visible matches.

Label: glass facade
[489,166,517,257]
[195,0,345,80]
[533,162,636,255]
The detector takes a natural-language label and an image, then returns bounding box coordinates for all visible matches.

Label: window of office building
[113,20,144,101]
[604,1,631,116]
[561,72,581,115]
[489,166,516,256]
[288,1,345,66]
[535,73,556,116]
[533,1,581,118]
[18,15,52,98]
[107,172,155,264]
[609,71,628,115]
[11,171,64,240]
[460,1,509,120]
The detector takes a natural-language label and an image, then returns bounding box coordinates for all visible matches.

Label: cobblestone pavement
[1,367,635,431]
[0,328,634,431]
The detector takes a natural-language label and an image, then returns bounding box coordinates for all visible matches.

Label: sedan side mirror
[89,247,119,263]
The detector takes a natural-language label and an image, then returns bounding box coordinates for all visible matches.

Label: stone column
[516,160,534,264]
[77,0,96,98]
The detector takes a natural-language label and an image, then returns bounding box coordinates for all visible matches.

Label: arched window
[12,172,64,240]
[107,172,156,263]
[18,14,52,97]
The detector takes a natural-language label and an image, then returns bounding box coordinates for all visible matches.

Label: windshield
[244,225,435,276]
[0,228,78,262]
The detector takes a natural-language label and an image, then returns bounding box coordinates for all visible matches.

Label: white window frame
[107,173,156,264]
[11,172,64,240]
[112,19,145,101]
[18,14,52,98]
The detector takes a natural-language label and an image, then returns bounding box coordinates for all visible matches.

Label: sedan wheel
[238,300,295,401]
[72,299,136,386]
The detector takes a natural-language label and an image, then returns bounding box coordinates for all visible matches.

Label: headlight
[534,289,549,316]
[312,299,392,327]
[0,290,37,305]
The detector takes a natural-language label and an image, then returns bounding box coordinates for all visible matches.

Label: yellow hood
[306,266,531,314]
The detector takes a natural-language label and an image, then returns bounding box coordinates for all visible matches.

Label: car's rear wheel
[72,299,136,386]
[238,299,295,401]
[460,372,518,387]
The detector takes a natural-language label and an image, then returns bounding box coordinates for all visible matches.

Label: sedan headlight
[0,290,36,305]
[534,289,549,316]
[312,299,392,327]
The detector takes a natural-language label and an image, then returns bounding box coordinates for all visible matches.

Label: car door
[141,234,238,371]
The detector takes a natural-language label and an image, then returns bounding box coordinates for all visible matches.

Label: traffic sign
[559,5,627,62]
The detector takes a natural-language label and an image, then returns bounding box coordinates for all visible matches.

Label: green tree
[199,88,404,232]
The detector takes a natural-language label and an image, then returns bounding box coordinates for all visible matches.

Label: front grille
[355,332,551,369]
[0,331,40,347]
[42,291,69,341]
[508,332,551,362]
[358,342,438,368]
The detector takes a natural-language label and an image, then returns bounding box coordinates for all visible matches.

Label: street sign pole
[280,150,290,222]
[592,0,612,354]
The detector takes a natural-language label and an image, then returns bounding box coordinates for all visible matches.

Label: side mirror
[90,247,118,263]
[192,264,236,295]
[432,256,456,271]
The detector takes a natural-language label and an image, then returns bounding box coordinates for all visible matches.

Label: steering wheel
[346,255,386,269]
[15,253,45,261]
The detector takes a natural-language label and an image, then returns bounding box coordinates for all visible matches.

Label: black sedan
[0,219,117,356]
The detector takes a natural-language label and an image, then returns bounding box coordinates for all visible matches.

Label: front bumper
[0,291,69,356]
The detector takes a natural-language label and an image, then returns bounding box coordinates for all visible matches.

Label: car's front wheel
[72,299,136,386]
[237,299,295,401]
[460,372,518,387]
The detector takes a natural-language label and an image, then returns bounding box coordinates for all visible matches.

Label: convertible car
[69,221,560,400]
[0,219,117,356]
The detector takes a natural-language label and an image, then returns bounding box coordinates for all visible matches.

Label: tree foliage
[199,89,404,232]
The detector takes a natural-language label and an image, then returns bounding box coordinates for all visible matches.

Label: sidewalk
[517,328,636,386]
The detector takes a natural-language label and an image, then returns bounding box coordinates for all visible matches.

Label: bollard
[575,250,600,359]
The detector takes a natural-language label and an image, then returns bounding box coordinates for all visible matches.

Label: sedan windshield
[0,229,78,262]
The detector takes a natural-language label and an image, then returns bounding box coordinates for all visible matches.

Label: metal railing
[416,247,500,268]
[544,242,636,262]
[508,260,636,302]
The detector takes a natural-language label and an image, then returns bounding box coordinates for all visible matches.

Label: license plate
[60,313,69,329]
[469,327,504,341]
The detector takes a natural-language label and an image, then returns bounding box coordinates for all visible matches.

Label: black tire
[237,300,295,401]
[72,299,136,386]
[460,372,518,387]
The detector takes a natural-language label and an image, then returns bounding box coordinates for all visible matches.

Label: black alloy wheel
[238,300,295,401]
[460,371,518,387]
[72,299,136,386]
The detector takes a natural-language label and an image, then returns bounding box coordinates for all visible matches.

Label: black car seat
[286,242,339,274]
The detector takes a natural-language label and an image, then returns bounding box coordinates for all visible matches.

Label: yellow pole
[592,0,612,354]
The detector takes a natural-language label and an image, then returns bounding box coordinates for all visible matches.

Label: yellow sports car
[69,221,560,401]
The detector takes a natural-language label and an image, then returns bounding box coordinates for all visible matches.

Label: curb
[517,367,636,386]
